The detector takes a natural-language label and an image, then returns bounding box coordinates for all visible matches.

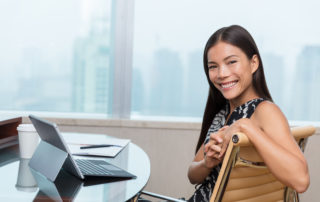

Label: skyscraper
[182,50,207,117]
[72,17,112,113]
[291,46,320,121]
[131,67,145,114]
[146,48,183,116]
[262,52,285,107]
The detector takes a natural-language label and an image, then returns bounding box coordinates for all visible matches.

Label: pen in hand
[80,144,123,149]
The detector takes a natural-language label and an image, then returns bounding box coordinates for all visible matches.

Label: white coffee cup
[17,124,40,159]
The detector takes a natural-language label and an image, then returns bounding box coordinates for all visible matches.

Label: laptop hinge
[29,141,68,181]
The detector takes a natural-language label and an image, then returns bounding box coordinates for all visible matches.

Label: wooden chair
[134,125,315,202]
[211,125,316,202]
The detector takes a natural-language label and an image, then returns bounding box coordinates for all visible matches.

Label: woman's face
[207,41,258,102]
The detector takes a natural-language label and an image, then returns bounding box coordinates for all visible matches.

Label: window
[132,0,320,121]
[1,0,319,122]
[0,0,113,114]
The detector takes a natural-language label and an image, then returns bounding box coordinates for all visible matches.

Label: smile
[220,81,238,89]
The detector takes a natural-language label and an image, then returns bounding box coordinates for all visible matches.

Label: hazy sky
[134,0,320,60]
[1,0,319,72]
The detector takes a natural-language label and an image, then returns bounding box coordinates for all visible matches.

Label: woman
[187,25,309,202]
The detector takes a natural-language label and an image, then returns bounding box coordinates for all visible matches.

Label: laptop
[28,115,136,181]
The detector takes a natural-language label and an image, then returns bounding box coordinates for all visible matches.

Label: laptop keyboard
[75,159,113,176]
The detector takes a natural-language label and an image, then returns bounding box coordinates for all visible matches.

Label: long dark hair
[195,25,273,153]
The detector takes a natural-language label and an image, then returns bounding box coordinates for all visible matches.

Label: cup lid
[17,124,36,132]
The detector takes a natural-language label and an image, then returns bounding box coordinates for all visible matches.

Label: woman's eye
[208,65,217,69]
[228,60,237,65]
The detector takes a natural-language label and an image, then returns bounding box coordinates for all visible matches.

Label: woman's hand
[218,118,251,157]
[204,126,229,168]
[188,126,230,184]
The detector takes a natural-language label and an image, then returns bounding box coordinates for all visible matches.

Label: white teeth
[221,82,237,89]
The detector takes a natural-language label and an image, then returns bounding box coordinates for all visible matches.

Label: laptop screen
[29,115,84,179]
[29,115,69,153]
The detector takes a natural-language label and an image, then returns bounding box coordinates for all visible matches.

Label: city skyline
[0,0,319,121]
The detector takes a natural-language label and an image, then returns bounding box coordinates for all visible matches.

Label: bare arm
[187,144,214,184]
[220,101,309,193]
[188,129,225,184]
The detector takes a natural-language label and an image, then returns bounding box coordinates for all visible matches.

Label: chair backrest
[210,126,316,202]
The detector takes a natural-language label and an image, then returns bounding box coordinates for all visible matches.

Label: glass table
[0,133,150,202]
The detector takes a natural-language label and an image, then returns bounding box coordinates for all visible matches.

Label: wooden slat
[238,146,264,162]
[222,181,285,202]
[223,189,284,202]
[226,173,277,191]
[230,166,269,178]
[291,126,316,139]
[232,126,315,147]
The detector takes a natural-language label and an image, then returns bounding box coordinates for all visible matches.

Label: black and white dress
[188,98,265,202]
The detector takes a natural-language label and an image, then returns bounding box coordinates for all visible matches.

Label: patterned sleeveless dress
[188,98,265,202]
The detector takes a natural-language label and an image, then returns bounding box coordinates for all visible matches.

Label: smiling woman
[187,25,309,202]
[207,41,259,103]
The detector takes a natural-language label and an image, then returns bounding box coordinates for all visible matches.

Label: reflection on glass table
[16,159,38,193]
[32,168,136,202]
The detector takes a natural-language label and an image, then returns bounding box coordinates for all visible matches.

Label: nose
[217,65,229,78]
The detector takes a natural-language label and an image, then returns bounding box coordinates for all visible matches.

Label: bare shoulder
[252,100,289,130]
[255,100,282,115]
[251,101,299,152]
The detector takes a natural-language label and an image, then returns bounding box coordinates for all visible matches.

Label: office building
[145,48,183,116]
[291,45,320,121]
[72,17,112,114]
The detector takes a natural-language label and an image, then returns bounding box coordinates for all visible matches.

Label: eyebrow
[207,55,239,65]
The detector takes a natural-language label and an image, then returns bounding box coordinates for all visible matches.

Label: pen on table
[80,144,123,149]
